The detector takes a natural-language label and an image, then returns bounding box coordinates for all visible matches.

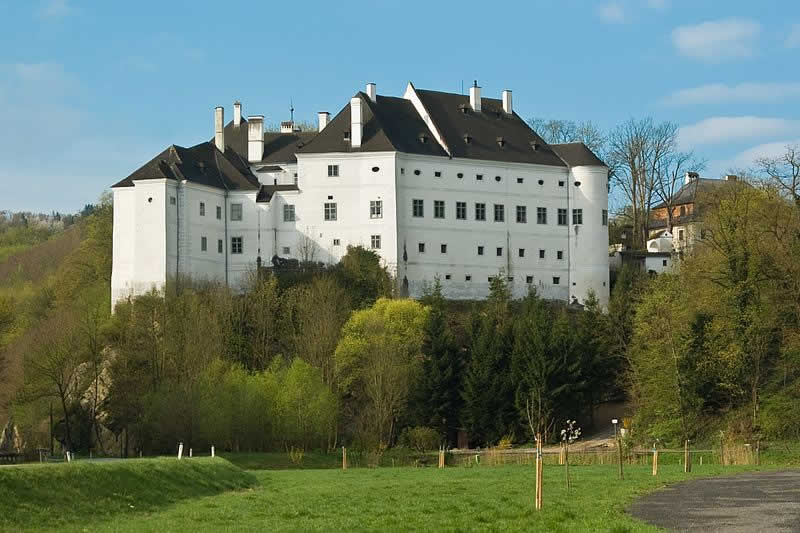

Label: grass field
[6,460,763,532]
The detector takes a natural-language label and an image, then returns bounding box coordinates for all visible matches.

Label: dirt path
[628,470,800,532]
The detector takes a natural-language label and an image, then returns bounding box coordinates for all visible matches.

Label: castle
[111,82,609,309]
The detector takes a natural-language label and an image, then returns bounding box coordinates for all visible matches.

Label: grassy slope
[68,464,761,533]
[0,458,256,532]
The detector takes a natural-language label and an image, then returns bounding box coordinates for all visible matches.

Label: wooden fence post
[178,442,183,460]
[616,432,624,480]
[535,434,543,510]
[684,440,691,473]
[342,446,347,471]
[756,440,760,466]
[211,445,215,458]
[559,442,565,465]
[652,448,658,476]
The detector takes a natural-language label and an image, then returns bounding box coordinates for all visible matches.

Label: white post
[211,445,215,458]
[178,442,184,460]
[189,448,193,458]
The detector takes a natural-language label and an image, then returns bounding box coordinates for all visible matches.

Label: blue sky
[1,0,798,213]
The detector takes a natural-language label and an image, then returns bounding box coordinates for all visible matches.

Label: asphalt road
[628,470,800,532]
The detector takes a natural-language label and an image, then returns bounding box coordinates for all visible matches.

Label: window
[445,274,451,280]
[200,202,205,216]
[434,171,442,177]
[282,246,291,255]
[662,259,668,267]
[201,236,207,252]
[494,204,505,222]
[230,203,243,221]
[333,238,341,246]
[558,181,565,187]
[465,275,472,281]
[400,168,405,175]
[456,201,467,220]
[558,208,568,226]
[434,200,445,219]
[216,206,222,220]
[679,229,685,241]
[371,235,381,249]
[477,245,484,256]
[283,204,296,222]
[476,174,483,181]
[412,199,424,218]
[457,173,464,179]
[217,239,223,254]
[526,275,533,284]
[516,205,527,223]
[327,164,339,177]
[557,250,563,260]
[539,249,545,259]
[170,196,176,205]
[517,177,524,184]
[495,175,501,182]
[519,248,525,257]
[572,208,583,225]
[537,207,547,224]
[324,202,337,221]
[370,200,383,219]
[553,277,560,285]
[602,209,608,226]
[679,205,686,217]
[475,203,486,221]
[496,247,503,257]
[440,243,447,254]
[414,169,421,175]
[231,237,243,254]
[418,242,425,253]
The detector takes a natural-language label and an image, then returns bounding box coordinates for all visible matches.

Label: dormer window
[530,142,541,151]
[343,131,351,141]
[418,133,428,144]
[458,103,469,114]
[496,137,506,148]
[463,134,472,144]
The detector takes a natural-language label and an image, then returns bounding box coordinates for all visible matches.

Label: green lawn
[38,462,760,532]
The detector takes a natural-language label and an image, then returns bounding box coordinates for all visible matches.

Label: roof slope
[551,142,606,167]
[256,184,300,203]
[220,118,316,164]
[299,93,447,156]
[413,89,566,166]
[112,142,260,190]
[653,178,739,209]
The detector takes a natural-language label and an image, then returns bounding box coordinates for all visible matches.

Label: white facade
[112,83,610,309]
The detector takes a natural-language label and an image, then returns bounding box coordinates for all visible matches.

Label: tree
[527,118,606,154]
[652,151,706,234]
[607,118,680,249]
[755,144,800,206]
[334,298,428,447]
[408,279,462,445]
[334,246,392,309]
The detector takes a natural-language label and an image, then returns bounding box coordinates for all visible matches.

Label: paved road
[629,471,800,532]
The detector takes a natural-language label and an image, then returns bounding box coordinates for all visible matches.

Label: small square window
[201,236,207,252]
[231,236,243,254]
[517,177,524,184]
[496,247,503,257]
[519,248,525,257]
[553,276,560,285]
[557,250,563,260]
[477,245,484,256]
[169,196,176,205]
[418,242,425,253]
[282,246,291,255]
[230,203,243,221]
[216,206,222,220]
[217,239,223,253]
[200,202,205,216]
[434,171,442,177]
[526,275,533,284]
[400,167,405,175]
[558,181,565,187]
[465,275,472,281]
[476,174,483,181]
[333,238,341,246]
[445,274,451,280]
[371,235,381,249]
[602,209,608,226]
[441,243,447,254]
[495,175,501,182]
[662,259,668,266]
[539,249,545,259]
[327,164,339,177]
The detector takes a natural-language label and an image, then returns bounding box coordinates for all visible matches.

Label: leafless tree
[652,151,706,233]
[297,228,319,263]
[755,144,800,206]
[607,118,680,249]
[527,118,607,154]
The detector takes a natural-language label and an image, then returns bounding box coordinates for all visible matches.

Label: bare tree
[607,118,680,249]
[653,151,706,233]
[297,228,319,263]
[755,144,800,206]
[527,118,607,154]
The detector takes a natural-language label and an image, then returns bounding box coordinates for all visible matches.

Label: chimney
[233,101,242,126]
[469,80,481,112]
[502,89,512,114]
[725,174,738,181]
[214,106,224,151]
[684,171,699,185]
[318,111,330,132]
[350,96,363,148]
[247,115,264,162]
[366,82,376,102]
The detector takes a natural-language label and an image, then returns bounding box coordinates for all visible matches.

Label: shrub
[399,426,441,452]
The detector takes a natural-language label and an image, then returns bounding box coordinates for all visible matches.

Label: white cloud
[672,18,761,62]
[786,24,800,48]
[663,82,800,106]
[38,0,71,18]
[732,140,800,167]
[598,2,625,23]
[678,116,800,147]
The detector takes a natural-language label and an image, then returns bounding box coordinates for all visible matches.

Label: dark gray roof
[219,118,316,164]
[255,165,283,172]
[256,184,299,203]
[653,178,739,209]
[413,89,567,166]
[551,143,606,167]
[298,93,448,156]
[112,142,260,190]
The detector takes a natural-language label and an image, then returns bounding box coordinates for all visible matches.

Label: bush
[399,426,441,452]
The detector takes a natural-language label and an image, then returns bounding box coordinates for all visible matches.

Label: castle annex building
[111,82,610,309]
